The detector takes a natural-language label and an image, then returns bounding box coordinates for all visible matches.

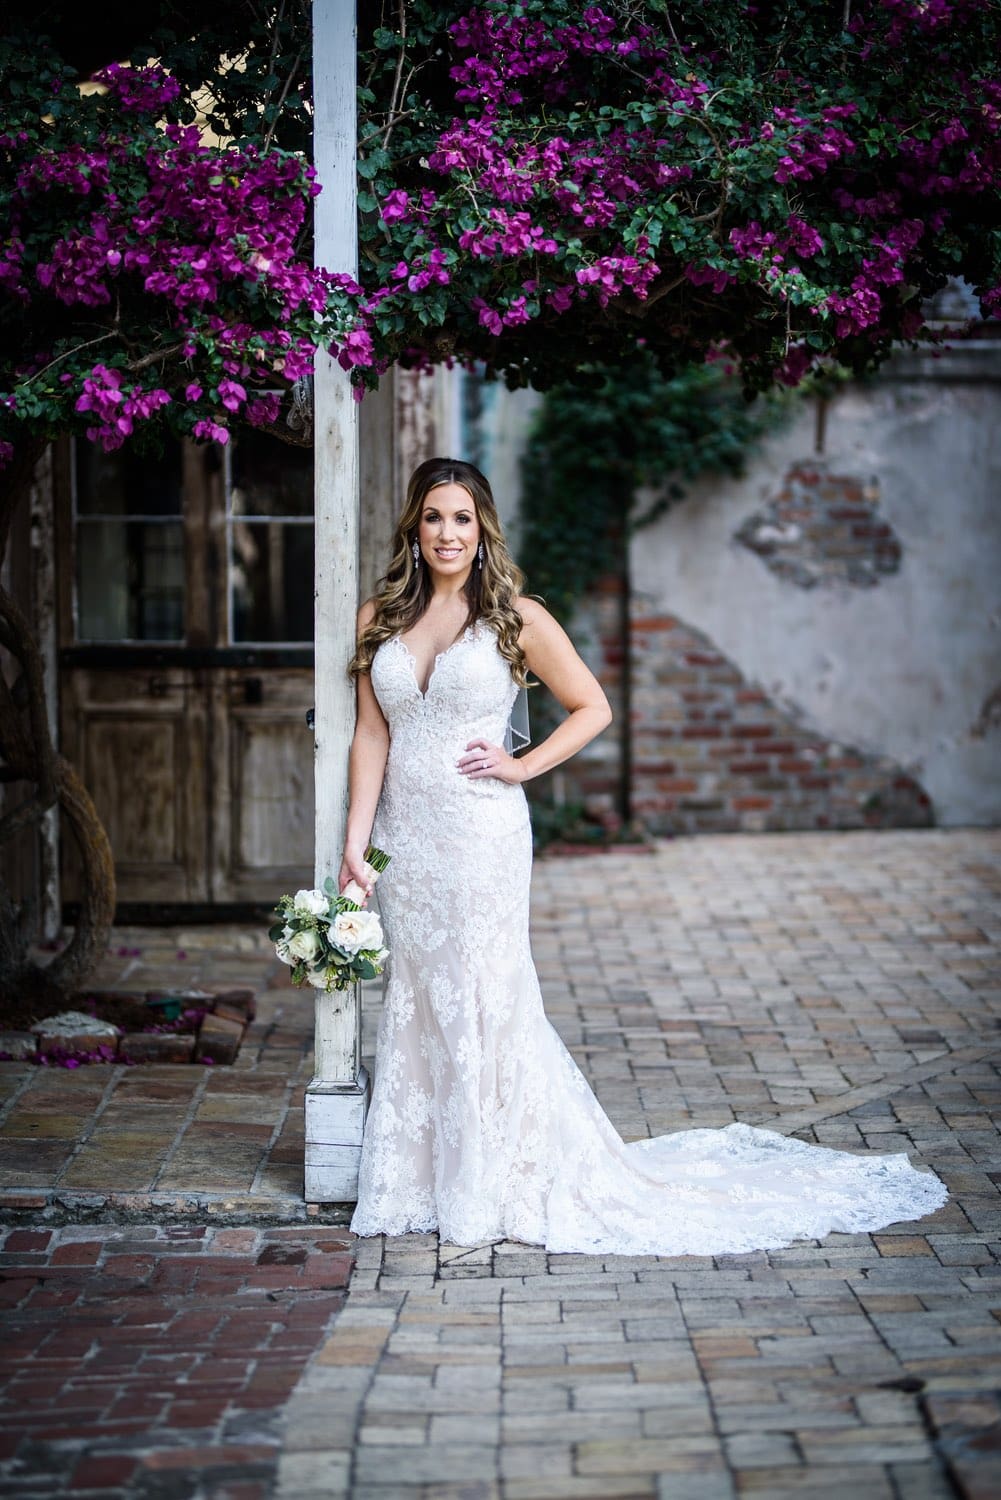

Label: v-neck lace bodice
[369,619,528,846]
[394,625,474,699]
[351,616,948,1254]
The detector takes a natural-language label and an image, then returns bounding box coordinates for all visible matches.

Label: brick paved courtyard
[1,829,999,1498]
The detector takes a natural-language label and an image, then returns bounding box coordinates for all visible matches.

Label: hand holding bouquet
[270,845,390,992]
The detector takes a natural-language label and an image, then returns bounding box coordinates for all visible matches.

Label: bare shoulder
[358,597,378,633]
[514,597,587,681]
[513,594,604,709]
[515,595,559,633]
[513,591,576,645]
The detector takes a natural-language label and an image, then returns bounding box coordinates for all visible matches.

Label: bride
[338,457,947,1256]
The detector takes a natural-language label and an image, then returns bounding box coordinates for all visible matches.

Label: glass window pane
[77,521,185,641]
[230,428,313,517]
[230,521,313,642]
[76,437,182,516]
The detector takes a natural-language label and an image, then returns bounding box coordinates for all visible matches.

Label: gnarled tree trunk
[0,446,116,1007]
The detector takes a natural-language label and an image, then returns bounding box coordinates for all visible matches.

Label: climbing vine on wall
[517,354,795,621]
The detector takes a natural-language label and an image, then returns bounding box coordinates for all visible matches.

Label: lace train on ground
[350,623,948,1255]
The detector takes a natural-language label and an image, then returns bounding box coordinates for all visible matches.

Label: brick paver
[0,1224,354,1498]
[0,927,316,1217]
[1,828,999,1498]
[277,830,1001,1500]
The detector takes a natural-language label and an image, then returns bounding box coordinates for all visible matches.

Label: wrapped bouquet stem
[270,844,391,992]
[340,845,391,908]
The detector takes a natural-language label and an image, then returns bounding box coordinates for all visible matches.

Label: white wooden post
[304,0,367,1202]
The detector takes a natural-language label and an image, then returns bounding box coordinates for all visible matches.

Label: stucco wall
[629,343,1001,827]
[459,375,542,545]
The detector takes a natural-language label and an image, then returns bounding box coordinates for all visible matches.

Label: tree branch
[362,0,388,92]
[18,330,117,390]
[263,44,304,152]
[384,64,416,152]
[242,414,313,448]
[126,341,188,373]
[0,664,32,769]
[0,789,58,846]
[0,587,58,806]
[382,1,408,150]
[625,272,689,316]
[47,753,116,991]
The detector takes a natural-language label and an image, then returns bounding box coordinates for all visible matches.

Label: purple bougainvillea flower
[1,0,998,463]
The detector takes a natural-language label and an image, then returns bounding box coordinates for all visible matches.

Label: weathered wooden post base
[304,973,368,1202]
[304,1067,370,1202]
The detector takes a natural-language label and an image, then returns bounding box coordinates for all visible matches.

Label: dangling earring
[412,539,420,569]
[477,542,484,569]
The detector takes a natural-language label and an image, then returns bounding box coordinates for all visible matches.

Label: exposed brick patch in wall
[734,462,903,588]
[536,574,934,836]
[533,574,628,807]
[628,605,933,835]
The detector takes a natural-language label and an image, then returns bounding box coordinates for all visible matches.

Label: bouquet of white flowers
[269,845,391,992]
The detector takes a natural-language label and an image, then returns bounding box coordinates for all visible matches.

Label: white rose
[331,908,383,956]
[287,928,321,962]
[292,888,328,917]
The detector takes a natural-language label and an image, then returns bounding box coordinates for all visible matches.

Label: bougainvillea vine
[1,0,1000,465]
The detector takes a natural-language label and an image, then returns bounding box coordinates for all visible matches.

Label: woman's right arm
[338,603,390,900]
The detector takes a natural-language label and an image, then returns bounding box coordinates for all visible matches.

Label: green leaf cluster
[518,354,794,621]
[2,0,1000,461]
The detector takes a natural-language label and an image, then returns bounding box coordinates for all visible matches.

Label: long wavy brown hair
[349,457,528,684]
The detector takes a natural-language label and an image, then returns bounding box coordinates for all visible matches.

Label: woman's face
[416,483,481,579]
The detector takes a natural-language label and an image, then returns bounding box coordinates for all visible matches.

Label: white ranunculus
[292,888,328,917]
[287,928,322,962]
[305,966,336,988]
[331,908,383,956]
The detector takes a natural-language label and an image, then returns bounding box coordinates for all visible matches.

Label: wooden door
[60,666,209,902]
[210,667,315,902]
[57,429,316,910]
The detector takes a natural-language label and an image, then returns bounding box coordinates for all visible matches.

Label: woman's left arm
[458,598,612,784]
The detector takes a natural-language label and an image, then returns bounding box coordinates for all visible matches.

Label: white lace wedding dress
[349,620,947,1255]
